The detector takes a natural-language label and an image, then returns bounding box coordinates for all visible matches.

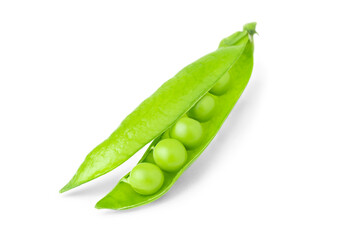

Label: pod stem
[243,22,257,36]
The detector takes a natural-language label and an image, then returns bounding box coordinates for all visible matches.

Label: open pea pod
[60,23,256,193]
[95,23,256,210]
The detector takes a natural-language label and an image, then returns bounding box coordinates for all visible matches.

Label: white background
[1,0,359,239]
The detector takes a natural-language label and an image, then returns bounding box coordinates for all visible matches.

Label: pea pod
[95,23,256,210]
[60,23,256,193]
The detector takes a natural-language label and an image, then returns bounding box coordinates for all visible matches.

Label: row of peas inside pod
[128,72,231,195]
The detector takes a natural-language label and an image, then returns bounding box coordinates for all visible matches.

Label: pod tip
[59,179,77,193]
[94,202,103,209]
[95,196,127,210]
[95,198,111,210]
[59,184,71,193]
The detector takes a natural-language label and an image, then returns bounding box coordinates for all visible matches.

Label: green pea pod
[60,23,256,193]
[95,23,256,210]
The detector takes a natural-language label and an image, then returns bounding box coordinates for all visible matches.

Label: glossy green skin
[209,72,230,95]
[128,163,164,195]
[153,139,187,172]
[60,37,248,193]
[187,93,216,122]
[170,117,203,149]
[95,23,256,210]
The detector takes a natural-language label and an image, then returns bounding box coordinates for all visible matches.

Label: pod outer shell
[96,23,256,210]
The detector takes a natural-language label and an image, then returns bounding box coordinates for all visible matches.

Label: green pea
[153,139,187,172]
[170,117,203,149]
[209,72,230,95]
[188,93,216,122]
[128,163,164,195]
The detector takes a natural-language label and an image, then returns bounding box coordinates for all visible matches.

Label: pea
[153,139,187,172]
[209,72,230,95]
[188,93,216,122]
[170,117,203,149]
[128,163,164,195]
